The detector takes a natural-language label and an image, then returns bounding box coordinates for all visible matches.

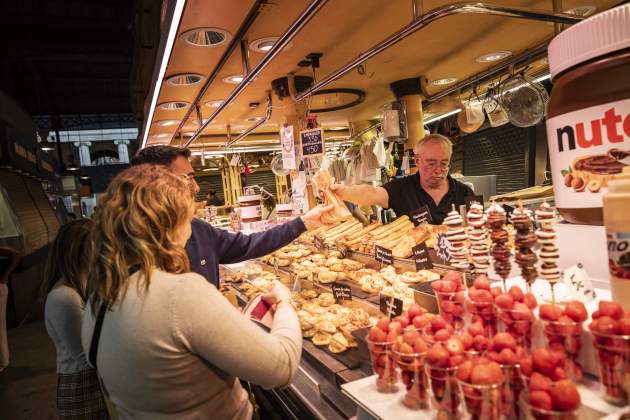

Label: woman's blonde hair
[88,164,194,312]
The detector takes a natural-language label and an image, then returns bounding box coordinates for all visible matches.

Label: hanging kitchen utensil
[499,71,546,127]
[457,88,485,134]
[270,154,290,177]
[483,83,509,127]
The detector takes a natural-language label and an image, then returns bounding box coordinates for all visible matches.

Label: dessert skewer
[535,202,561,303]
[511,203,538,291]
[486,203,511,291]
[443,205,470,270]
[466,202,490,275]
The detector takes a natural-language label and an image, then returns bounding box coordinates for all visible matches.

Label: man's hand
[300,204,334,230]
[329,183,347,200]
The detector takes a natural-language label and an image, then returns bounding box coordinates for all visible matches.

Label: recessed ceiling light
[205,100,224,108]
[246,117,265,123]
[158,101,189,110]
[149,133,170,139]
[154,119,180,127]
[249,37,279,53]
[181,27,231,47]
[431,78,458,86]
[475,51,512,63]
[222,74,244,84]
[166,73,205,86]
[565,5,596,16]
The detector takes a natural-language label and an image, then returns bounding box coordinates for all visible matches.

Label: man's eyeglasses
[419,159,450,170]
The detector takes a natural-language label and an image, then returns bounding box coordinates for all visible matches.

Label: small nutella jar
[276,203,294,223]
[238,194,262,223]
[546,5,630,225]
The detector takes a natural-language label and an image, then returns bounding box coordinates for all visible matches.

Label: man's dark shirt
[382,173,474,224]
[185,217,306,287]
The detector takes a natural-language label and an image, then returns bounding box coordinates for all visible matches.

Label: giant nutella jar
[238,194,262,223]
[546,5,630,225]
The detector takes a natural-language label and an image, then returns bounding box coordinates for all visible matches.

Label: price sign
[412,242,433,270]
[465,195,484,212]
[409,205,432,226]
[331,282,352,303]
[375,245,393,265]
[436,233,452,264]
[280,125,297,170]
[313,235,325,249]
[563,263,596,302]
[300,128,324,158]
[379,293,403,318]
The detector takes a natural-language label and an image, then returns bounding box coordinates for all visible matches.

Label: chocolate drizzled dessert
[466,202,489,274]
[511,207,538,286]
[486,203,511,282]
[443,207,470,270]
[535,202,561,285]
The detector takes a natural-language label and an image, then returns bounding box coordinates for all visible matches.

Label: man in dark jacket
[131,146,332,288]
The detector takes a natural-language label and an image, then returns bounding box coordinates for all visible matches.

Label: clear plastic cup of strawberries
[539,302,588,382]
[389,304,431,409]
[495,285,538,351]
[424,337,466,416]
[432,271,467,332]
[588,300,630,406]
[517,348,581,420]
[466,275,499,337]
[367,317,400,393]
[456,357,509,420]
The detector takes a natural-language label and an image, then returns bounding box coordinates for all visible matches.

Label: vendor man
[332,134,473,224]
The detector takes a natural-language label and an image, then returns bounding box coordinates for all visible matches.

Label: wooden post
[401,93,424,151]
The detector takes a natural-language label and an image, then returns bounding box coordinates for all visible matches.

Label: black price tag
[412,242,433,270]
[375,245,393,265]
[379,293,403,318]
[313,235,325,250]
[409,205,432,226]
[435,233,451,264]
[465,195,484,212]
[331,282,352,303]
[300,128,324,158]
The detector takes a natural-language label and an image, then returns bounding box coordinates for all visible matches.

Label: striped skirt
[57,369,109,419]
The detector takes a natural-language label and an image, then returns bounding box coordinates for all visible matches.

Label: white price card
[563,263,596,302]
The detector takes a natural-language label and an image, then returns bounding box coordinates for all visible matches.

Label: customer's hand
[300,204,334,230]
[263,281,292,307]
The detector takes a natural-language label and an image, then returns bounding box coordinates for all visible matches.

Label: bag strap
[89,303,107,368]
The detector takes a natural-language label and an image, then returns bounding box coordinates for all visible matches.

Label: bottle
[546,5,630,225]
[603,177,630,308]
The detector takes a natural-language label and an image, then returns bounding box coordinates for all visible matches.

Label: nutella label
[607,231,630,280]
[546,98,630,209]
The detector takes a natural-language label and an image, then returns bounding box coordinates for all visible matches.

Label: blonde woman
[82,165,332,419]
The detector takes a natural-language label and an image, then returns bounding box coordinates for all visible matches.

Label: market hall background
[0,0,627,419]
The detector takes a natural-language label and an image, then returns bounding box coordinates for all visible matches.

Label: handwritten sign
[331,282,352,303]
[465,195,484,212]
[375,245,393,265]
[379,294,403,318]
[300,128,324,158]
[436,233,452,264]
[313,235,325,250]
[412,242,433,270]
[280,125,297,169]
[409,205,432,226]
[563,263,596,302]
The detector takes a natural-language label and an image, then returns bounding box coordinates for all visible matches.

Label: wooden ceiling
[144,0,619,149]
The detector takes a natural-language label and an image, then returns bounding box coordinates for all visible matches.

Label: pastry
[511,206,538,285]
[312,332,332,346]
[318,270,338,284]
[303,329,316,338]
[486,203,511,281]
[466,202,490,275]
[535,202,561,284]
[317,292,335,307]
[329,332,349,353]
[443,207,470,269]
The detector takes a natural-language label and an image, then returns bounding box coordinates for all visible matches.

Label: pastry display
[312,169,352,224]
[511,206,538,287]
[466,203,490,275]
[486,203,511,287]
[293,289,373,353]
[443,208,470,270]
[534,203,561,299]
